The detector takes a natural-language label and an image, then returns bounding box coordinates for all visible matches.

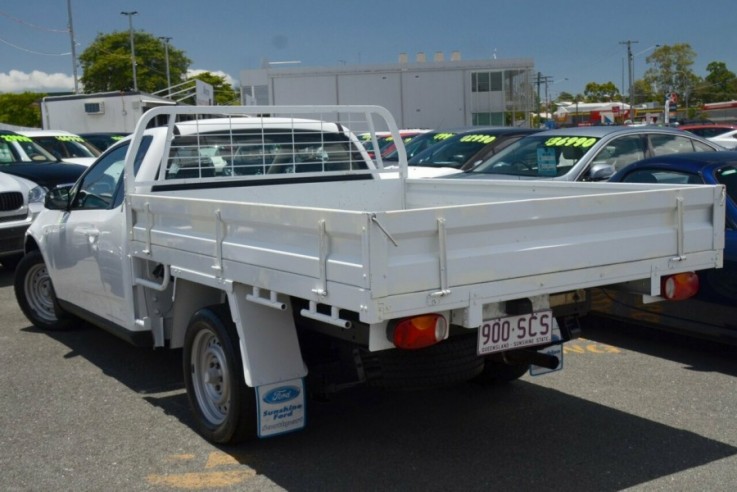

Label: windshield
[408,132,503,169]
[468,135,600,178]
[384,131,456,161]
[1,135,58,162]
[31,135,100,159]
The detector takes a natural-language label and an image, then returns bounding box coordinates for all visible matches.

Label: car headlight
[28,185,48,204]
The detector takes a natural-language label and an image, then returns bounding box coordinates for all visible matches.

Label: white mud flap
[256,378,307,438]
[529,322,564,376]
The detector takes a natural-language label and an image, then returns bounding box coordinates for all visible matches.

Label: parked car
[445,125,723,182]
[705,129,737,150]
[679,123,737,140]
[1,130,60,163]
[407,127,541,177]
[382,129,461,162]
[17,129,101,166]
[78,132,128,152]
[2,134,86,189]
[0,172,45,269]
[589,151,737,344]
[359,129,428,159]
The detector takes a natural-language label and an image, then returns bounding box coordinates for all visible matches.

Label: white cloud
[187,69,238,87]
[0,68,238,93]
[0,69,75,93]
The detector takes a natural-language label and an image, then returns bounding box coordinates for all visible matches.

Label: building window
[472,112,504,125]
[472,72,503,92]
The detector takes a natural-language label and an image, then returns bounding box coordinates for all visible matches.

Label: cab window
[71,137,150,210]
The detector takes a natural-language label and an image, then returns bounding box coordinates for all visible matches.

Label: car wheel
[14,250,75,330]
[183,304,257,444]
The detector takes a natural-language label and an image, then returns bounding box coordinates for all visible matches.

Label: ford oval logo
[262,386,300,404]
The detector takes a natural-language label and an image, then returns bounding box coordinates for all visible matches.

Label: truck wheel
[470,357,530,386]
[14,250,74,331]
[183,305,257,444]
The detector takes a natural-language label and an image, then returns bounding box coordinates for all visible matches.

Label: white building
[240,52,535,129]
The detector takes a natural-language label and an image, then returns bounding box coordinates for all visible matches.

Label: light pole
[159,36,172,96]
[620,40,638,122]
[66,0,79,93]
[121,11,138,91]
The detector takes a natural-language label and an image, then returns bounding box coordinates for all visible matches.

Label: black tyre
[363,334,484,390]
[14,250,75,331]
[471,357,530,386]
[0,253,23,271]
[183,304,257,444]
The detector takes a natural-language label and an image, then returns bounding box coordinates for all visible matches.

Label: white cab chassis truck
[15,106,725,444]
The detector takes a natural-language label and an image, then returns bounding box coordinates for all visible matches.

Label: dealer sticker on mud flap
[256,378,306,438]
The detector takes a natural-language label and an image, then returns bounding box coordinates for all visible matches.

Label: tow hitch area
[504,349,559,370]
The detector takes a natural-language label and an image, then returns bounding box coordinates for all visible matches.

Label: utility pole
[66,0,79,93]
[121,11,138,91]
[620,40,638,122]
[159,36,172,96]
[535,72,553,125]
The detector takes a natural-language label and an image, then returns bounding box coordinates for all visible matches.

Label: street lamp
[121,11,138,91]
[66,0,79,93]
[159,36,172,96]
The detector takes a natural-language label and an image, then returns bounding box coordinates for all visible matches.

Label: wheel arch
[169,279,226,349]
[172,280,307,388]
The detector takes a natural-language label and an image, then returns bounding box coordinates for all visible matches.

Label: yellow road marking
[149,452,256,489]
[564,338,621,354]
[147,470,256,489]
[205,452,240,469]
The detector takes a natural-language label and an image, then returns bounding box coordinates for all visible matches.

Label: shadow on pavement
[582,314,737,378]
[27,317,737,492]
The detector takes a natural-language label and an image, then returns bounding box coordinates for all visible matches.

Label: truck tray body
[128,175,724,326]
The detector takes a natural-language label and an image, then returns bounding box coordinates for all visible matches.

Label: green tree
[693,61,737,103]
[642,44,699,103]
[632,79,656,104]
[582,81,621,102]
[79,31,190,93]
[187,72,239,105]
[556,91,575,102]
[0,92,45,127]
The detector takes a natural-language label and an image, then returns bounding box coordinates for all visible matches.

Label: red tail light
[388,314,448,350]
[661,272,700,300]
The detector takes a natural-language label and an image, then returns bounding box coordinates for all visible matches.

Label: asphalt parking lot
[2,265,737,491]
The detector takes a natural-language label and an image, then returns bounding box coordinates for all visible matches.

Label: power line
[0,35,71,56]
[0,10,69,33]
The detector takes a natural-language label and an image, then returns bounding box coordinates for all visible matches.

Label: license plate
[477,310,554,355]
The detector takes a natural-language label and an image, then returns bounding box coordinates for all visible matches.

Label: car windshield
[384,131,456,161]
[468,134,600,178]
[2,135,58,162]
[31,135,100,159]
[408,131,505,169]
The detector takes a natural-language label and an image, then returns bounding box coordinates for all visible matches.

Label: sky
[1,0,736,98]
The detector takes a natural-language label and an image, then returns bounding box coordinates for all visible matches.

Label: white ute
[14,105,726,444]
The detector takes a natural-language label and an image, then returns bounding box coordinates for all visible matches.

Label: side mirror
[44,185,73,210]
[588,163,616,182]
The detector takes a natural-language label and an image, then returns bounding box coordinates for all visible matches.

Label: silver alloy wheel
[23,262,57,324]
[190,328,231,426]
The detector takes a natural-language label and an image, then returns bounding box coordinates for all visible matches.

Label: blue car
[589,151,737,343]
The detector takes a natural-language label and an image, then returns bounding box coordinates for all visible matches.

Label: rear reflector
[388,314,448,350]
[661,272,700,300]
